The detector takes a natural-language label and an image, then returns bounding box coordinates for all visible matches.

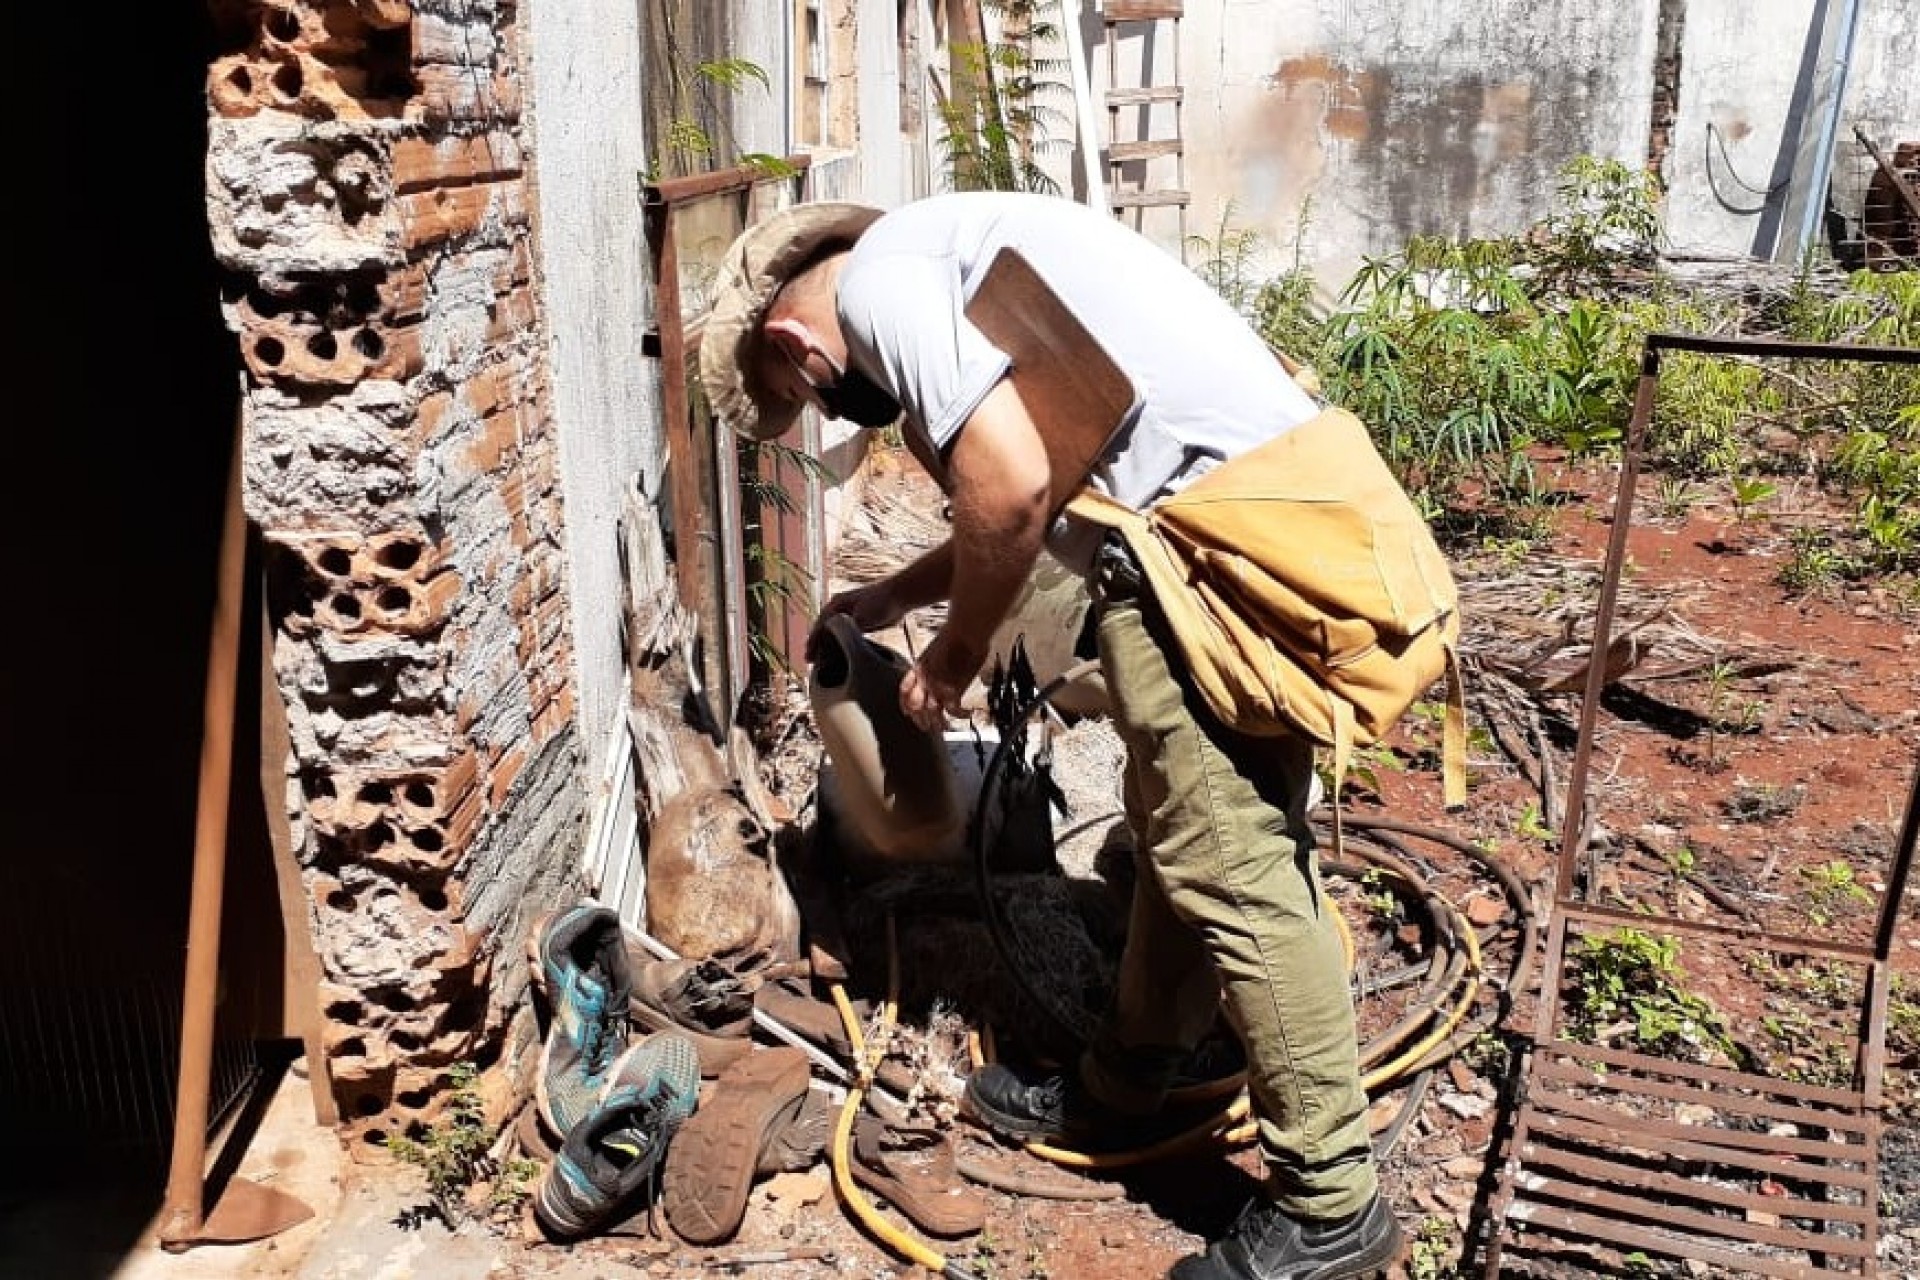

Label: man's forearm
[885,539,957,612]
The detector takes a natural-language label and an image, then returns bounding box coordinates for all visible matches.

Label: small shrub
[384,1062,531,1228]
[1565,928,1747,1067]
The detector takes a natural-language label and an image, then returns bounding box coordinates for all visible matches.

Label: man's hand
[898,633,972,732]
[807,582,907,661]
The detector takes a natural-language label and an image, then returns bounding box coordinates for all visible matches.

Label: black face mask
[816,364,902,429]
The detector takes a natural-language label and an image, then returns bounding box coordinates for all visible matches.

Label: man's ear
[762,316,815,363]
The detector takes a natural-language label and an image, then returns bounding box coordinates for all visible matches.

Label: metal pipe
[158,414,247,1247]
[1794,0,1863,261]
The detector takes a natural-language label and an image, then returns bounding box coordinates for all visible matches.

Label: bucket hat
[697,201,884,441]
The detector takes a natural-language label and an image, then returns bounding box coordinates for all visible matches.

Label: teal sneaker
[531,904,636,1138]
[533,1032,702,1240]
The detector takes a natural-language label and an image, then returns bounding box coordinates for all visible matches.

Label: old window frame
[642,156,824,722]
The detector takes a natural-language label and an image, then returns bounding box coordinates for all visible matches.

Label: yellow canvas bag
[1067,405,1467,810]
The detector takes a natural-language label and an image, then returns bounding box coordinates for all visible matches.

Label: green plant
[1778,526,1853,593]
[935,1,1070,194]
[1721,781,1803,823]
[384,1062,529,1227]
[1189,202,1269,318]
[1523,155,1664,295]
[1699,658,1739,769]
[642,47,796,182]
[1358,867,1400,920]
[961,1225,1049,1280]
[1729,472,1779,520]
[1515,800,1553,842]
[1890,974,1920,1060]
[1800,859,1873,926]
[740,438,838,676]
[1406,1215,1456,1280]
[1652,476,1698,522]
[1565,927,1747,1067]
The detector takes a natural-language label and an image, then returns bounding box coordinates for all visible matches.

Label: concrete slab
[110,1062,345,1280]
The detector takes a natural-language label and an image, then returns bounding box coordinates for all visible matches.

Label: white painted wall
[1088,0,1661,296]
[521,0,661,793]
[1072,0,1915,292]
[1664,0,1920,262]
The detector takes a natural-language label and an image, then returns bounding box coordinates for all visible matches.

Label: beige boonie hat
[698,201,885,441]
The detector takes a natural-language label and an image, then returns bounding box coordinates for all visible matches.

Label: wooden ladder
[1101,1,1188,258]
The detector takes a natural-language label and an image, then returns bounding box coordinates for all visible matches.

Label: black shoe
[963,1063,1208,1152]
[533,1033,702,1241]
[1168,1193,1404,1280]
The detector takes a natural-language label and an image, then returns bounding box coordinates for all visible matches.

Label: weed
[1523,156,1664,295]
[1652,476,1697,521]
[1799,859,1873,926]
[1358,867,1400,921]
[1189,202,1269,319]
[1729,473,1779,520]
[1890,975,1920,1060]
[1700,659,1739,769]
[1758,1004,1854,1087]
[1778,527,1853,593]
[1406,1215,1456,1280]
[642,54,796,182]
[384,1062,529,1228]
[1460,1029,1517,1078]
[935,1,1070,195]
[1565,927,1747,1067]
[740,438,840,676]
[1514,800,1553,842]
[961,1226,1049,1280]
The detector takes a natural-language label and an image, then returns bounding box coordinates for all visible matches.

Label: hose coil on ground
[967,656,1541,1168]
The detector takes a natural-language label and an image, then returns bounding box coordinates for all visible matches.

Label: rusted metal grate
[1503,1035,1878,1277]
[1484,333,1920,1279]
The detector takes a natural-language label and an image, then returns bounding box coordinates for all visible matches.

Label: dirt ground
[459,434,1919,1280]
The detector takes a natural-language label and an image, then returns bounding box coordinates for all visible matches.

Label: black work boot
[964,1063,1207,1152]
[1167,1192,1404,1280]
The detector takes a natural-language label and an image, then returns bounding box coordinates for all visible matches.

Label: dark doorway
[2,8,290,1277]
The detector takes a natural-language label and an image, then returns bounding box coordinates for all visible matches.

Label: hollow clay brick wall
[204,0,583,1153]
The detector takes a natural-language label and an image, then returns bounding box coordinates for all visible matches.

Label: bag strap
[1438,642,1468,811]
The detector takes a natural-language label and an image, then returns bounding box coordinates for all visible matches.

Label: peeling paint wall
[1662,0,1920,262]
[1113,0,1661,293]
[1086,0,1914,292]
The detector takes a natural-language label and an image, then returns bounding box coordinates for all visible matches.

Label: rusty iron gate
[1483,332,1920,1278]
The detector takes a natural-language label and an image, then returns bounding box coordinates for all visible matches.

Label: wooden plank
[1104,0,1183,20]
[1107,139,1183,162]
[1105,86,1182,106]
[1516,1141,1876,1226]
[1534,1041,1869,1110]
[1109,190,1189,209]
[1505,1189,1866,1266]
[1531,1057,1875,1138]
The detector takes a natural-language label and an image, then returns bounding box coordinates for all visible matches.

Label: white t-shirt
[835,191,1321,565]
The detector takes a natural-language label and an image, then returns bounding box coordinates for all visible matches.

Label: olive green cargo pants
[1077,555,1377,1221]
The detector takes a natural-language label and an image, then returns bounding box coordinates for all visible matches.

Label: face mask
[797,345,903,429]
[816,364,903,429]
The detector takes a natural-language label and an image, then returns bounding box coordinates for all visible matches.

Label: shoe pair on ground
[965,1062,1403,1280]
[530,904,702,1240]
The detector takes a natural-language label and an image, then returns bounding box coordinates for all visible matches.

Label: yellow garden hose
[828,913,981,1279]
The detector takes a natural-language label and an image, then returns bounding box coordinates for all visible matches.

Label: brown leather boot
[660,1047,818,1245]
[627,950,756,1080]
